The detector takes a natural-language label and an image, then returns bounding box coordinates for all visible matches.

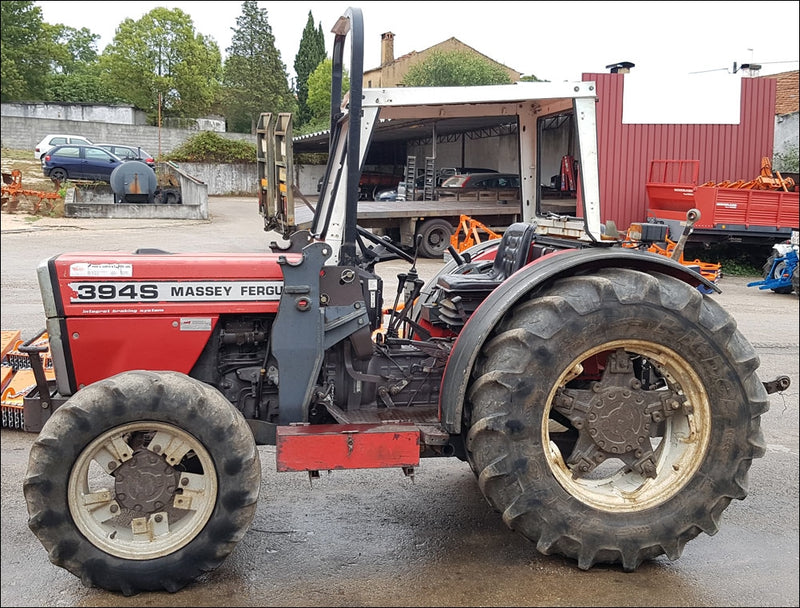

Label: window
[55,146,80,159]
[50,137,68,146]
[85,148,114,161]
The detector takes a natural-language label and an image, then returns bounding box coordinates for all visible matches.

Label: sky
[36,1,799,83]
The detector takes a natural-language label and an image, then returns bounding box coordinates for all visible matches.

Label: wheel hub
[553,349,689,479]
[114,449,180,512]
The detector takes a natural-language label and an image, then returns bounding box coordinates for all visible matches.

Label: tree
[303,58,349,135]
[520,74,544,82]
[41,23,112,104]
[100,7,222,120]
[222,1,296,134]
[0,1,50,101]
[45,23,99,75]
[293,11,327,128]
[401,50,513,87]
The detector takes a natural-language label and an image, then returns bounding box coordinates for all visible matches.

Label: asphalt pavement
[1,197,798,607]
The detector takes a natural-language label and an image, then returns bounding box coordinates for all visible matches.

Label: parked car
[377,168,500,201]
[436,172,521,202]
[96,144,155,168]
[34,134,93,160]
[318,171,402,200]
[375,174,427,202]
[41,144,125,182]
[436,166,497,185]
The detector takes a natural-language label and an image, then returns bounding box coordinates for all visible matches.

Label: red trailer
[646,159,798,243]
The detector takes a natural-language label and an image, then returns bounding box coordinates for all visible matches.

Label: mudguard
[438,247,719,434]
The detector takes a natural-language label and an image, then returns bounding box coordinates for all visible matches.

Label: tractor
[21,7,789,595]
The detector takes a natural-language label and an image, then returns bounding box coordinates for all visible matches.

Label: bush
[684,242,770,277]
[773,146,799,173]
[164,131,256,163]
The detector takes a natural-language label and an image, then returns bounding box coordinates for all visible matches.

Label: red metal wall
[582,73,777,230]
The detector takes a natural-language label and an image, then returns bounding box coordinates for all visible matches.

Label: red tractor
[21,7,788,595]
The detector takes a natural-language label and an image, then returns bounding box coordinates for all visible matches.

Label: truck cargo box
[646,159,799,242]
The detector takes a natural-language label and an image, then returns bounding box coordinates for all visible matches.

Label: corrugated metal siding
[582,73,777,230]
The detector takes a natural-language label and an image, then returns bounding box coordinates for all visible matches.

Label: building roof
[762,70,799,115]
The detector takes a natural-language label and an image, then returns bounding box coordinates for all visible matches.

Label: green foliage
[39,23,111,103]
[401,50,513,87]
[773,146,799,173]
[520,74,544,82]
[293,11,327,128]
[0,1,50,101]
[0,43,27,100]
[222,1,296,134]
[302,59,349,134]
[44,23,99,75]
[100,7,222,120]
[163,131,256,163]
[44,72,115,104]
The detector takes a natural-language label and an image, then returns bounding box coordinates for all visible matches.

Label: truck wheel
[417,218,453,258]
[23,370,261,595]
[762,255,793,294]
[465,268,768,571]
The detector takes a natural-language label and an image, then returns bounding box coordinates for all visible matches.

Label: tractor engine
[191,315,280,424]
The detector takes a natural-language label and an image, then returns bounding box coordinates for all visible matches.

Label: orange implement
[450,215,501,253]
[1,330,21,359]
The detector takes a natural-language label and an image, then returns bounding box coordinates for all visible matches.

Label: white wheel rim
[68,421,218,560]
[544,340,711,513]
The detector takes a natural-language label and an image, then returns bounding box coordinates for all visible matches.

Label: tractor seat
[437,222,535,292]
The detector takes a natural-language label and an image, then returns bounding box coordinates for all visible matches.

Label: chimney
[605,61,635,74]
[381,32,395,66]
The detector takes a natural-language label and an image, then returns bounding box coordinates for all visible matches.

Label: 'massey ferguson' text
[68,281,284,303]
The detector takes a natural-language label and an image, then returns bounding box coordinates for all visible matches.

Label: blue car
[41,144,124,182]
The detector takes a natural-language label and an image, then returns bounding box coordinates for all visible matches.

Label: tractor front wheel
[24,370,261,595]
[465,268,768,571]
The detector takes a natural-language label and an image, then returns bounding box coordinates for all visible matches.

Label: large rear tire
[24,370,261,595]
[465,268,768,571]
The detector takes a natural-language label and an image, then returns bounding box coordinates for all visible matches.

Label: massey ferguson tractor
[20,6,789,595]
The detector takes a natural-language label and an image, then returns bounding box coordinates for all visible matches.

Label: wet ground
[1,198,798,606]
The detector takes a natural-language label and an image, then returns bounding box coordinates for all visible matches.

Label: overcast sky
[37,1,799,83]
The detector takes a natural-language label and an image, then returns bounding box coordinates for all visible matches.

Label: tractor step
[276,423,421,472]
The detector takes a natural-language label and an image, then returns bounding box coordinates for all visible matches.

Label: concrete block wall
[2,102,148,124]
[0,115,252,157]
[1,115,326,196]
[178,162,325,196]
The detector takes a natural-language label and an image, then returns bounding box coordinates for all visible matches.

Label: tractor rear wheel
[24,370,261,595]
[465,268,768,571]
